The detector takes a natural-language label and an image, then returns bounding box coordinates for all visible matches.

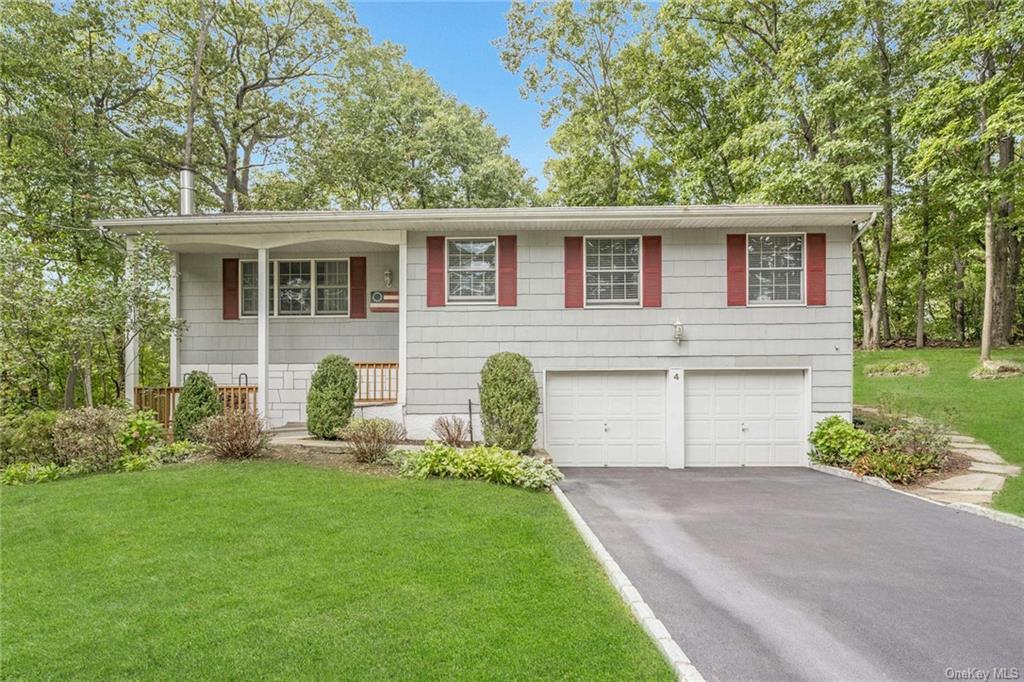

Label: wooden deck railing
[135,362,398,427]
[134,385,258,428]
[354,362,399,404]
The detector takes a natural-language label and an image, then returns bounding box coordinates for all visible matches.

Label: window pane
[316,260,347,287]
[448,239,496,270]
[447,239,497,300]
[747,235,803,303]
[277,261,311,315]
[315,261,348,314]
[316,286,348,314]
[584,238,640,304]
[448,271,496,300]
[240,262,270,316]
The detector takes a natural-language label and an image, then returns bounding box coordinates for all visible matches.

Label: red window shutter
[498,235,517,307]
[222,258,239,320]
[426,236,445,307]
[564,237,584,308]
[642,235,662,308]
[350,256,367,318]
[806,233,827,305]
[726,234,747,306]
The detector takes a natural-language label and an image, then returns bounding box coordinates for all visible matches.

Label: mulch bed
[901,449,972,490]
[268,443,399,478]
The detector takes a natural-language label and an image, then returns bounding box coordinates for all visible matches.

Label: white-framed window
[240,258,349,317]
[240,261,275,317]
[747,234,804,304]
[585,236,641,306]
[315,260,349,315]
[446,237,497,303]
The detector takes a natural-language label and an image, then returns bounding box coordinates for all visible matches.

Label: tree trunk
[868,18,894,351]
[1006,235,1022,343]
[953,252,967,343]
[981,204,996,361]
[916,202,931,348]
[63,350,79,409]
[853,237,873,349]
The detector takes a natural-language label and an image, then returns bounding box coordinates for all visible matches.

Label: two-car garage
[544,369,808,468]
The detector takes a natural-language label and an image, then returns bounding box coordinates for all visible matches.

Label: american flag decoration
[369,290,399,313]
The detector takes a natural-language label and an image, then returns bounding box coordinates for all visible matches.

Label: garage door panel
[546,371,667,467]
[685,370,807,467]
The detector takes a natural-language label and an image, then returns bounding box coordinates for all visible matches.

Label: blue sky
[351,1,550,187]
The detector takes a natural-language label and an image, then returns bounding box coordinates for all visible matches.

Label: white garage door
[546,371,667,467]
[684,370,806,467]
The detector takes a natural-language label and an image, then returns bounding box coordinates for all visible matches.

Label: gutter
[853,211,878,242]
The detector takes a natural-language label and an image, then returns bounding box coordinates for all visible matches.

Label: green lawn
[853,346,1024,515]
[1,462,672,680]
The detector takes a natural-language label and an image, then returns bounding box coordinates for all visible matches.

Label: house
[98,204,880,469]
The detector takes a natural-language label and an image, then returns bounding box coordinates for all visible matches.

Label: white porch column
[398,231,408,406]
[256,248,270,419]
[169,251,180,386]
[124,236,140,405]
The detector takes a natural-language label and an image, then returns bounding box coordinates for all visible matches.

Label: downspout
[853,211,878,242]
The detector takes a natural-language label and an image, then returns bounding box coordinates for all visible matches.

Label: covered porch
[122,220,408,427]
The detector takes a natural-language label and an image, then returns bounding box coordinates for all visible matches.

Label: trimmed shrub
[0,410,59,465]
[173,372,222,441]
[306,355,358,439]
[852,452,936,485]
[398,442,562,490]
[115,453,156,472]
[339,418,406,463]
[52,407,128,470]
[119,410,166,457]
[876,421,948,460]
[478,352,539,452]
[808,415,873,467]
[863,360,929,377]
[151,439,203,463]
[196,411,269,460]
[1,462,63,485]
[431,416,470,448]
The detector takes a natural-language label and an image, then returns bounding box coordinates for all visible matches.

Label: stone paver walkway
[856,406,1018,506]
[917,430,1019,505]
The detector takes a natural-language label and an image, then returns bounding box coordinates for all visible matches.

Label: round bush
[808,415,873,467]
[306,355,357,439]
[0,410,58,465]
[52,406,128,470]
[478,352,539,452]
[173,371,222,441]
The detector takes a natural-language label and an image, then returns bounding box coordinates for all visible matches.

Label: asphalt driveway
[560,468,1024,682]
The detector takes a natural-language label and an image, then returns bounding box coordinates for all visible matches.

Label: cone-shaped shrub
[306,355,357,439]
[479,352,539,452]
[173,371,222,441]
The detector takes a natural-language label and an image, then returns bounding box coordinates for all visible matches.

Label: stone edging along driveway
[815,407,1024,530]
[551,485,706,682]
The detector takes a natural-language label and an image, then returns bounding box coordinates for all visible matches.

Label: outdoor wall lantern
[673,320,684,344]
[383,269,393,289]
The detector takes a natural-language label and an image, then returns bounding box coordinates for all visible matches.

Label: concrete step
[969,462,1022,476]
[926,473,1007,492]
[917,489,995,505]
[951,448,1006,465]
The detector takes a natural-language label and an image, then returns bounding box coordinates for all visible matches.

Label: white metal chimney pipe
[179,168,195,216]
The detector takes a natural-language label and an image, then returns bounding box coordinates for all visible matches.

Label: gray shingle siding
[405,227,853,418]
[178,252,399,367]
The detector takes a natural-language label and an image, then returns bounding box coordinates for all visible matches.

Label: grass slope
[854,347,1024,515]
[1,462,671,680]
